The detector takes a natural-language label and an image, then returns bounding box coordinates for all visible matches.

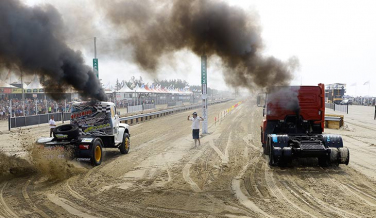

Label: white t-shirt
[190,116,202,129]
[49,119,56,129]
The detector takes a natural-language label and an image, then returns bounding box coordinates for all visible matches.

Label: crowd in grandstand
[0,98,72,119]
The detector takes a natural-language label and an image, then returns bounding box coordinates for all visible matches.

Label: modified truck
[258,84,350,166]
[37,101,130,166]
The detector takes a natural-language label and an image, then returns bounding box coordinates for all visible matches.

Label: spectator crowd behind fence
[0,98,75,119]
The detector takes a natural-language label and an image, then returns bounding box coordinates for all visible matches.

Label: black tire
[262,143,267,155]
[269,147,274,166]
[90,139,103,166]
[53,124,79,140]
[264,137,271,156]
[346,149,350,165]
[268,138,275,166]
[119,133,130,154]
[269,137,279,166]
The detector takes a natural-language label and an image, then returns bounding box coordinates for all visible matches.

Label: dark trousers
[50,128,55,137]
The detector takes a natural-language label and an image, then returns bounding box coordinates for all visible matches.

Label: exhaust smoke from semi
[0,0,298,99]
[0,0,106,101]
[100,0,298,91]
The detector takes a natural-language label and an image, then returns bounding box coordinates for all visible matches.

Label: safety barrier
[127,105,143,113]
[143,104,155,110]
[119,99,231,125]
[8,112,71,130]
[325,103,348,114]
[214,101,243,125]
[8,99,231,129]
[325,103,335,110]
[167,102,176,107]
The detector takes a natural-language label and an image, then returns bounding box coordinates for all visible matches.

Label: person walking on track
[188,112,204,148]
[49,115,56,137]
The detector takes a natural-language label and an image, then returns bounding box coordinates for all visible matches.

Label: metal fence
[143,104,155,110]
[325,103,335,110]
[8,99,231,129]
[325,103,348,114]
[167,102,176,107]
[119,99,230,124]
[8,112,71,130]
[127,105,143,113]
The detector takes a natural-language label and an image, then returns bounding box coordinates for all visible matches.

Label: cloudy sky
[23,0,376,96]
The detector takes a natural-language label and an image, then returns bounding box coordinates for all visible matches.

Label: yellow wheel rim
[125,138,129,150]
[95,145,101,162]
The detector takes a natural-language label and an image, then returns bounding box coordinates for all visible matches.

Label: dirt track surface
[1,100,376,217]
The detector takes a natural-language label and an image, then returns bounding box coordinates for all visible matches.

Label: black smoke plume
[267,86,300,115]
[0,0,106,100]
[101,0,297,90]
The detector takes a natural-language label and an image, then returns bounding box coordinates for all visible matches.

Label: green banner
[93,58,99,78]
[12,88,22,93]
[201,55,207,85]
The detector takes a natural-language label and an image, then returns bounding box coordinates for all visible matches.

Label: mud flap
[282,147,292,163]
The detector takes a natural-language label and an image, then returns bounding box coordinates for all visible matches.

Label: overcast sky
[24,0,376,96]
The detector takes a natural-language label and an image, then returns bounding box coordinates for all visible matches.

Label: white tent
[6,71,21,84]
[26,75,44,89]
[134,84,150,93]
[117,84,133,93]
[0,80,16,88]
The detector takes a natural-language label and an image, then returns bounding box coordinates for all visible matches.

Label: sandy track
[1,100,376,217]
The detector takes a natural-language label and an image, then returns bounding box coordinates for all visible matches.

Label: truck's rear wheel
[268,139,277,166]
[120,133,130,154]
[264,136,271,156]
[90,140,103,166]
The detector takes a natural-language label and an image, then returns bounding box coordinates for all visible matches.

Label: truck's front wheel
[120,133,130,154]
[90,140,103,166]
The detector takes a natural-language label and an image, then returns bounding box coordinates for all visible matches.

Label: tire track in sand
[285,176,361,218]
[182,103,241,192]
[326,176,376,207]
[0,182,18,218]
[264,168,317,218]
[324,167,376,205]
[63,180,126,217]
[182,148,205,192]
[47,193,97,218]
[231,152,271,217]
[208,133,229,165]
[21,178,50,218]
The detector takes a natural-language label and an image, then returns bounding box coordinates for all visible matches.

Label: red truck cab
[258,84,349,166]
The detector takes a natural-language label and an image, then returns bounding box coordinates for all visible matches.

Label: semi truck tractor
[258,84,349,166]
[37,101,130,166]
